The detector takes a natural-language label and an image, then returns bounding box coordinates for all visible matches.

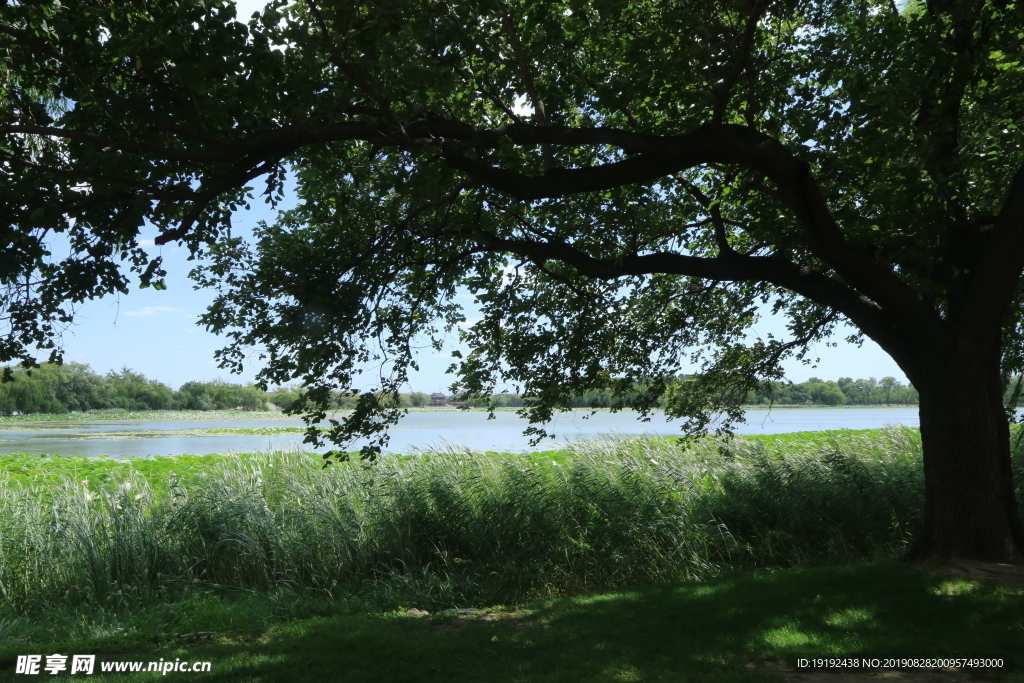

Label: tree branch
[451,64,526,125]
[711,0,772,124]
[445,123,941,340]
[304,0,411,144]
[679,179,738,257]
[467,232,914,364]
[154,154,291,245]
[3,55,941,346]
[0,21,229,147]
[762,309,842,372]
[0,153,190,199]
[1,124,234,163]
[499,10,552,167]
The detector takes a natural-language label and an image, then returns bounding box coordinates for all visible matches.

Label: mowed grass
[1,561,1021,682]
[2,427,1023,680]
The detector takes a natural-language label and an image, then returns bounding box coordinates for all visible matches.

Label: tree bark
[907,350,1024,563]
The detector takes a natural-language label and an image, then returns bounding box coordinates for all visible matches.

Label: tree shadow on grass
[525,560,1022,682]
[12,561,1018,683]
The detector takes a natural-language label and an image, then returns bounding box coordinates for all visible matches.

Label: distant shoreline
[0,404,921,424]
[400,404,920,412]
[741,403,918,410]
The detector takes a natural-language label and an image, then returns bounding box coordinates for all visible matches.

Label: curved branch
[2,124,233,162]
[499,10,551,167]
[154,153,291,245]
[447,123,941,339]
[711,0,773,124]
[0,153,190,199]
[470,233,915,367]
[304,0,410,143]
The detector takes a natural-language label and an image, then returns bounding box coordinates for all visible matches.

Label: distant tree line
[268,376,923,412]
[267,387,437,411]
[463,377,921,408]
[0,363,270,415]
[751,375,1024,407]
[0,364,933,417]
[745,377,919,406]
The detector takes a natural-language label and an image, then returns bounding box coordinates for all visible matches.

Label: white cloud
[122,306,196,319]
[137,239,155,247]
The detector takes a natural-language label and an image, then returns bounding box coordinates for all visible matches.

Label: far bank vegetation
[0,363,935,417]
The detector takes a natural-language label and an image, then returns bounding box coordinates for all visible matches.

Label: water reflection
[0,407,920,458]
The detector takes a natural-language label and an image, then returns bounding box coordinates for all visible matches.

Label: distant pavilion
[426,392,466,407]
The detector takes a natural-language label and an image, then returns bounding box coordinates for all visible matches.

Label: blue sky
[50,0,910,392]
[56,189,909,392]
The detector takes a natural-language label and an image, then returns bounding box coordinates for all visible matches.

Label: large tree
[2,0,1024,562]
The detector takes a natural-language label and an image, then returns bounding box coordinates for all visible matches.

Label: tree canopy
[3,0,1024,561]
[0,362,271,413]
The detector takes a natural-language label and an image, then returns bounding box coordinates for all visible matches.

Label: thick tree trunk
[908,353,1024,563]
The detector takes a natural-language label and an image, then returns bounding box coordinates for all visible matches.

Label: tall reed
[0,427,993,613]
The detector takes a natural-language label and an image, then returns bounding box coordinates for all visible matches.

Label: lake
[0,407,920,458]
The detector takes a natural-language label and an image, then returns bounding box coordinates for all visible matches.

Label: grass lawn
[3,429,1022,681]
[1,560,1020,682]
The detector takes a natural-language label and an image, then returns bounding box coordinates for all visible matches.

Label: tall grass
[1,427,1012,616]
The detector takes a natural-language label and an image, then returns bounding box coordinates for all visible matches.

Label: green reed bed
[2,426,983,624]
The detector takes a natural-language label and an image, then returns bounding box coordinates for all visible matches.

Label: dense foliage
[4,0,1024,560]
[0,0,1019,439]
[0,363,269,414]
[748,376,919,406]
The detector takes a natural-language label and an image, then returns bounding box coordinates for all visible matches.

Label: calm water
[0,407,920,458]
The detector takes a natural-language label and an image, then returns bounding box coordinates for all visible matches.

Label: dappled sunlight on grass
[8,561,1011,683]
[760,624,820,649]
[516,561,1017,676]
[825,606,877,628]
[932,579,982,596]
